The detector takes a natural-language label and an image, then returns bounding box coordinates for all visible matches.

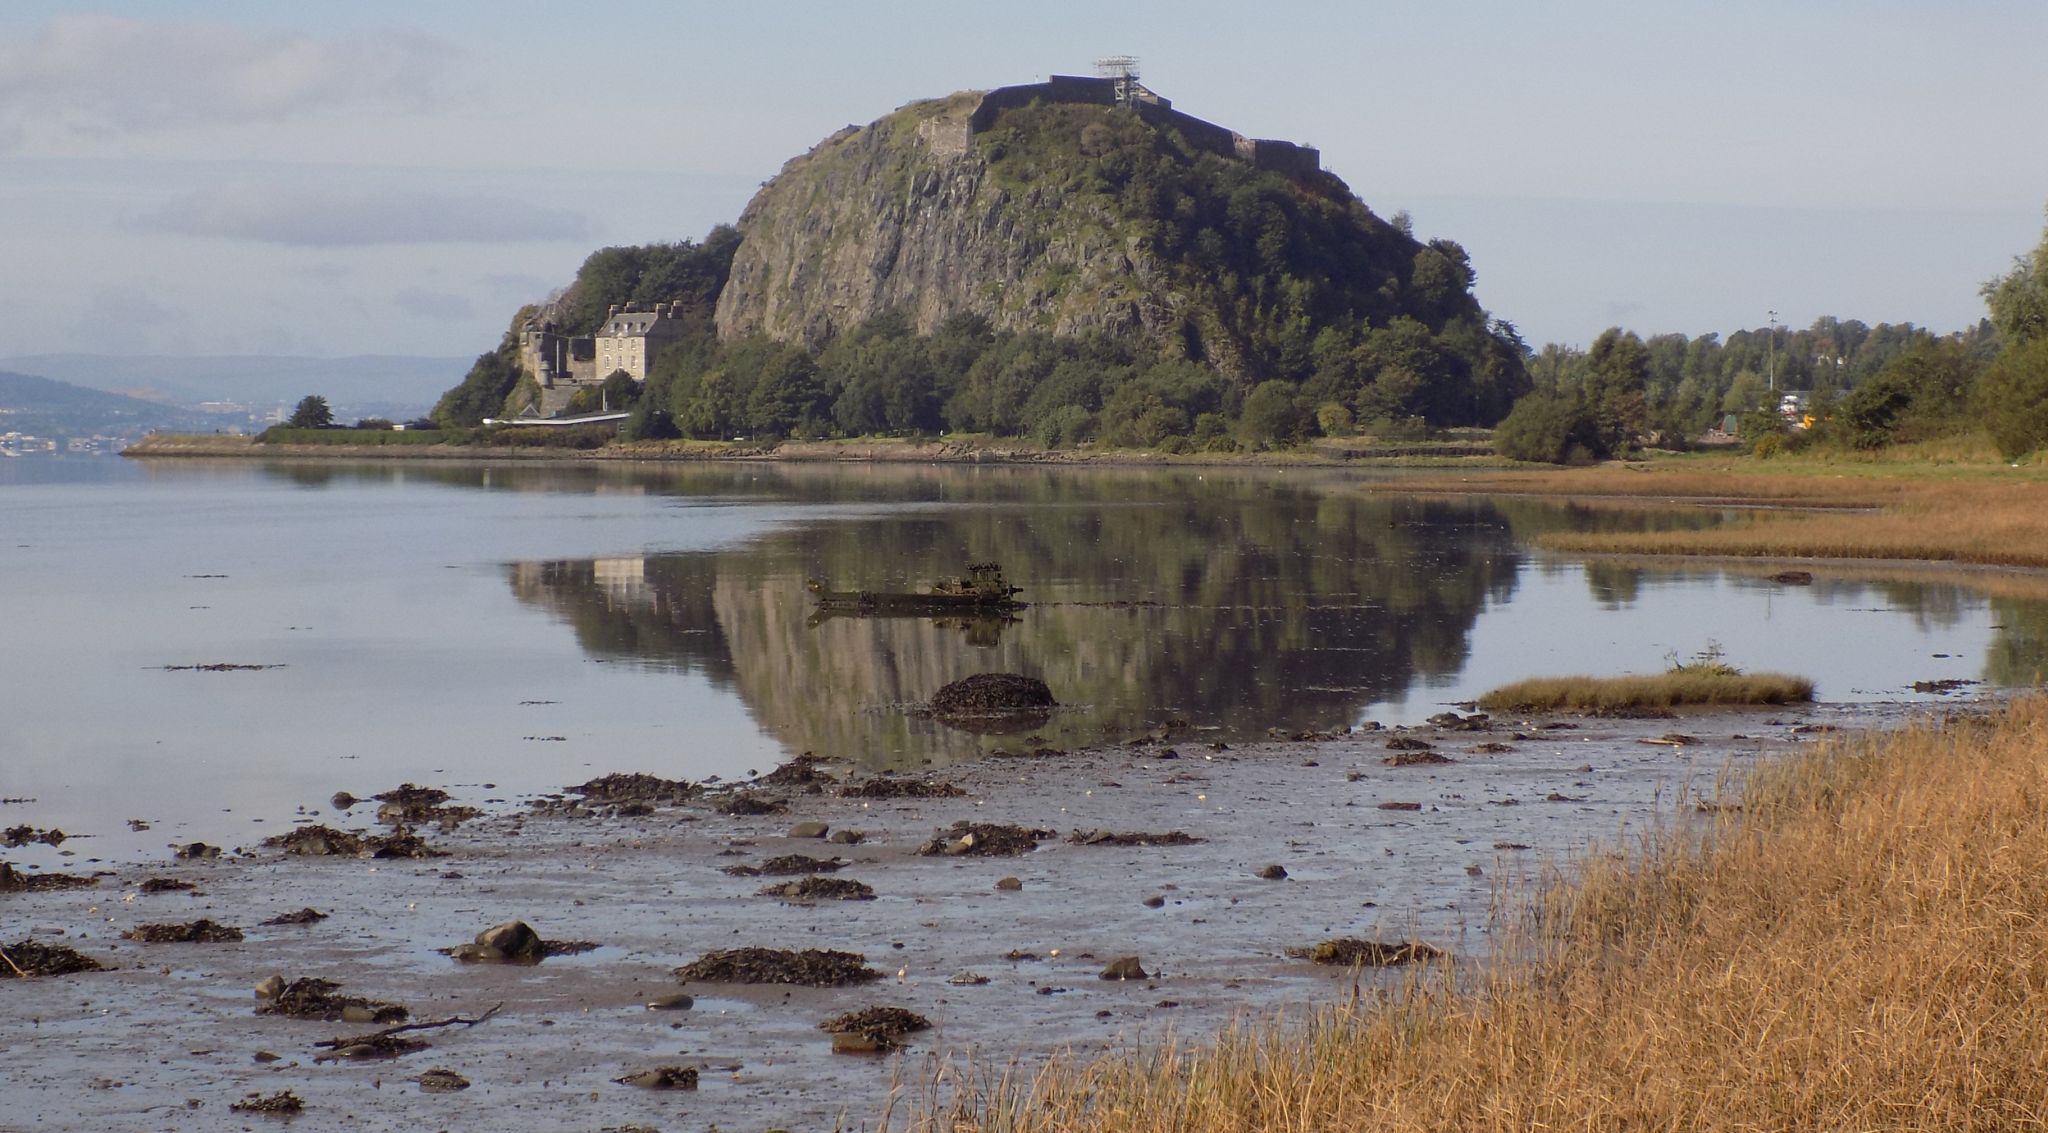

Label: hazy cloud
[130,182,591,246]
[71,284,189,353]
[394,287,476,320]
[0,15,453,144]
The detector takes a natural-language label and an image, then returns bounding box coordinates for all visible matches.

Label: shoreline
[119,432,1504,469]
[0,699,1920,1132]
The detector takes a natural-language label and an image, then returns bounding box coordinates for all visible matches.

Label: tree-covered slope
[714,93,1525,425]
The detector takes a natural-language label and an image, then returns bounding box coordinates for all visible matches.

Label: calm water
[3,455,2041,863]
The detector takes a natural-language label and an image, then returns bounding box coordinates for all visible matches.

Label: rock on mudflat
[417,1068,470,1092]
[476,920,545,963]
[787,821,830,839]
[1099,956,1149,980]
[1257,864,1288,880]
[451,920,558,964]
[616,1066,698,1090]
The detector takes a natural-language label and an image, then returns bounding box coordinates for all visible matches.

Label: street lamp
[1766,309,1778,394]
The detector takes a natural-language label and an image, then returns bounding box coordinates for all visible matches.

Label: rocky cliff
[713,89,1459,383]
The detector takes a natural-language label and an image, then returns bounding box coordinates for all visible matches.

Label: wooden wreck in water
[806,562,1026,615]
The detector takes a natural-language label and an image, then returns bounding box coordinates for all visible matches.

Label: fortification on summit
[927,72,1320,177]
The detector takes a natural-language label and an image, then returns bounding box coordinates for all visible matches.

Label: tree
[1237,380,1307,445]
[1974,337,2048,460]
[287,395,334,429]
[1581,328,1652,452]
[433,332,524,427]
[1983,206,2048,346]
[1493,390,1601,464]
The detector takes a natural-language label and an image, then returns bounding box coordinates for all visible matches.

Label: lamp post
[1766,309,1778,394]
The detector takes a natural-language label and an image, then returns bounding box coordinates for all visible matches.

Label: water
[3,455,2041,863]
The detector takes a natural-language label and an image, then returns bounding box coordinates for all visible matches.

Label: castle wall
[964,77,1318,177]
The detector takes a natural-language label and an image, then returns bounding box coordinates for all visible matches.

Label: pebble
[646,992,695,1011]
[253,974,285,1001]
[1257,864,1288,880]
[788,821,829,839]
[995,876,1022,891]
[826,829,863,844]
[1140,894,1165,908]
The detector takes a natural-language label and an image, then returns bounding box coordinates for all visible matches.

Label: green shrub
[1493,391,1601,464]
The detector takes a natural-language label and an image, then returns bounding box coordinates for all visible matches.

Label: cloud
[71,284,189,353]
[130,182,591,246]
[0,15,453,143]
[394,287,476,320]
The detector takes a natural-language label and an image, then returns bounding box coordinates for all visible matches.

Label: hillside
[3,353,459,422]
[0,370,226,439]
[714,81,1524,416]
[438,77,1527,444]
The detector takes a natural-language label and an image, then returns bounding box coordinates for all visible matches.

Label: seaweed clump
[673,947,881,987]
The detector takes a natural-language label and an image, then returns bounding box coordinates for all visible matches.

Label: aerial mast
[1095,55,1141,108]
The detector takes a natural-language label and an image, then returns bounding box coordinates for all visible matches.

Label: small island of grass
[1479,650,1814,712]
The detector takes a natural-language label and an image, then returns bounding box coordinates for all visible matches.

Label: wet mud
[0,703,1919,1130]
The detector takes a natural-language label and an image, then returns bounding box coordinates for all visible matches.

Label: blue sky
[2,1,2043,362]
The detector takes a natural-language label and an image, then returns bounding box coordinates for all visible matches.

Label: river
[2,455,2037,864]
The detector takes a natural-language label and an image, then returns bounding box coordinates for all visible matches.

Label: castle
[924,72,1320,177]
[518,301,690,416]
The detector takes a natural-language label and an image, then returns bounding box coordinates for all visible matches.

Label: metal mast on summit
[1095,55,1141,107]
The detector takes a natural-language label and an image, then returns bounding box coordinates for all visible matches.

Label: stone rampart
[962,76,1317,176]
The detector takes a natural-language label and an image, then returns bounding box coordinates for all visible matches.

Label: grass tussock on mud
[1478,670,1815,712]
[909,696,2048,1133]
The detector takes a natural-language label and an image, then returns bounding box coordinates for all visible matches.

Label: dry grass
[1401,461,2048,568]
[1476,670,1815,711]
[900,695,2048,1132]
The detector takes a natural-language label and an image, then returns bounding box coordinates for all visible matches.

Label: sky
[2,1,2044,368]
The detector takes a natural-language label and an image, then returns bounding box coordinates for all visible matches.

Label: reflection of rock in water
[507,473,1526,770]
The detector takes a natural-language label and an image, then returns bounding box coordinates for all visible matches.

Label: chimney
[608,303,620,317]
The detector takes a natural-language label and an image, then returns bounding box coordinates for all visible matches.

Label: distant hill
[0,354,466,422]
[0,370,228,439]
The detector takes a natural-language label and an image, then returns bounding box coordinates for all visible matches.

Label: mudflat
[0,703,1916,1131]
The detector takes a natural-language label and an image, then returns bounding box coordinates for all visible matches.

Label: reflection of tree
[507,468,1524,767]
[1582,562,1642,608]
[1986,598,2048,688]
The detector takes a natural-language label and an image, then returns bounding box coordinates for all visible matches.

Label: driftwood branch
[312,1002,503,1049]
[0,944,26,979]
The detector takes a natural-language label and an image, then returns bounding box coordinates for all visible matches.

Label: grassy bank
[1404,452,2048,569]
[908,695,2048,1131]
[1477,669,1814,711]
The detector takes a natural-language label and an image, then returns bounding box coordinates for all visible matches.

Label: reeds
[1476,670,1815,711]
[1403,463,2048,568]
[900,696,2048,1132]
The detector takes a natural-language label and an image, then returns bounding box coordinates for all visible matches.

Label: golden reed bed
[901,695,2048,1132]
[1398,459,2048,569]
